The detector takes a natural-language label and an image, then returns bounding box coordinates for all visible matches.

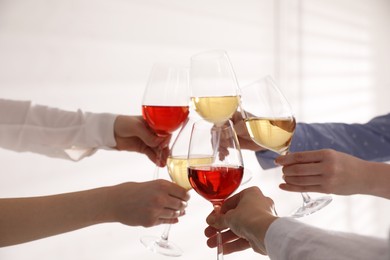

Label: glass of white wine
[240,75,332,217]
[161,117,214,256]
[190,50,241,126]
[189,50,252,183]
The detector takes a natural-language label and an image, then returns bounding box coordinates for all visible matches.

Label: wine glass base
[140,236,183,257]
[290,196,333,218]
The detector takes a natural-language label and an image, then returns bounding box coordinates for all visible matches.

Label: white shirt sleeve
[0,99,117,161]
[264,217,389,260]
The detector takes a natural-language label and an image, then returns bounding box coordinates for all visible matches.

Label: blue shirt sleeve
[256,113,390,169]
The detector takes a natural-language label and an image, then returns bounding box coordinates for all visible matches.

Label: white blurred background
[0,0,389,259]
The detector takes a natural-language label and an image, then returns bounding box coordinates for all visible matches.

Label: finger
[158,218,179,225]
[282,162,325,177]
[219,192,241,214]
[206,230,250,254]
[140,146,160,165]
[169,186,191,202]
[275,150,325,166]
[223,238,251,255]
[279,183,324,193]
[206,229,240,247]
[135,124,163,147]
[283,175,323,186]
[206,213,229,230]
[204,225,218,238]
[231,112,247,134]
[164,197,189,211]
[158,208,183,220]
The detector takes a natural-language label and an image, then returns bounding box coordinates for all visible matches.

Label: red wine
[188,165,243,204]
[142,105,189,136]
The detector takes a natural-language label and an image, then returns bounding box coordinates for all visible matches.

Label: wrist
[363,161,390,199]
[87,186,116,224]
[247,215,278,253]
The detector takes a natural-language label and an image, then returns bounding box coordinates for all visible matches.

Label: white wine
[191,96,240,124]
[167,155,214,190]
[244,117,296,154]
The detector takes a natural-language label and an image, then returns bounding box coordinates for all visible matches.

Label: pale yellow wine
[244,117,296,154]
[167,155,214,190]
[191,96,240,124]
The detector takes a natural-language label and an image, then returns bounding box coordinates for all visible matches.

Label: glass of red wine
[141,63,190,178]
[140,63,190,256]
[187,119,244,260]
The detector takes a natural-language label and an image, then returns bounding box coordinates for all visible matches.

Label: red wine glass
[187,119,244,260]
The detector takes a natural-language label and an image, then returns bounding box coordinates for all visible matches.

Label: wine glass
[240,75,332,217]
[190,49,252,183]
[140,63,190,256]
[141,63,190,179]
[142,116,213,257]
[190,49,241,126]
[187,119,244,260]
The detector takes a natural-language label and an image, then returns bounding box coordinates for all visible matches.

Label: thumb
[206,211,229,230]
[138,129,171,149]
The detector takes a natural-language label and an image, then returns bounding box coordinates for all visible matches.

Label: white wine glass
[140,64,190,256]
[240,75,332,217]
[190,50,252,183]
[187,119,244,260]
[141,63,190,179]
[189,49,241,126]
[140,117,201,257]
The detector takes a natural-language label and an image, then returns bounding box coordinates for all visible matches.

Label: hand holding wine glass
[188,119,244,260]
[240,75,332,217]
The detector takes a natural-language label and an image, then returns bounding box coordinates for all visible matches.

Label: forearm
[265,218,389,260]
[0,99,117,161]
[290,117,390,162]
[0,187,113,247]
[256,115,390,169]
[360,161,390,199]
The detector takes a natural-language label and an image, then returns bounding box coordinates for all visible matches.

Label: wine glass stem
[153,149,162,180]
[159,223,172,242]
[301,192,312,205]
[213,204,224,260]
[282,150,312,205]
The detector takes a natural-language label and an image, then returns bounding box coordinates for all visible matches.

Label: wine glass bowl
[142,105,190,137]
[190,50,241,125]
[240,75,332,218]
[240,76,296,155]
[167,117,215,191]
[142,63,190,136]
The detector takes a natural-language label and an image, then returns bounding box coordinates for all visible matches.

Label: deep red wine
[142,105,189,136]
[188,165,243,204]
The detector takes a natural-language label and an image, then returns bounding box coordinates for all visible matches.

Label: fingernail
[274,156,284,165]
[274,159,281,166]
